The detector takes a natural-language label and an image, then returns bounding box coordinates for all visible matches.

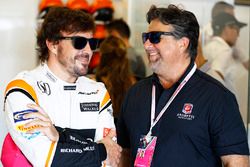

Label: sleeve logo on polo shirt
[177,103,195,120]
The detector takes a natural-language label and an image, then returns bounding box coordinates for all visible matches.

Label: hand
[100,129,122,167]
[23,104,59,142]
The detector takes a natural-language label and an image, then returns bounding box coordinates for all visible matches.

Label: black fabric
[4,88,35,103]
[51,127,107,167]
[117,62,249,167]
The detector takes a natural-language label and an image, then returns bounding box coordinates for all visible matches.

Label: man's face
[224,24,239,46]
[143,19,188,76]
[55,31,94,78]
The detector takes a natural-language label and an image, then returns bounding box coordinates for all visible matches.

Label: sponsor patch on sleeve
[103,128,111,138]
[13,109,41,139]
[13,109,38,123]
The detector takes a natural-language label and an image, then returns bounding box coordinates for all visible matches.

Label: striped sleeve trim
[45,141,56,167]
[4,79,39,104]
[100,91,112,114]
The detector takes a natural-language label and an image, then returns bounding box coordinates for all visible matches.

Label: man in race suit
[2,7,121,167]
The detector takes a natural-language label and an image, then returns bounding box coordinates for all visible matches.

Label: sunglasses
[142,31,175,44]
[56,36,99,51]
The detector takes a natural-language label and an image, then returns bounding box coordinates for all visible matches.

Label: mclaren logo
[37,81,51,95]
[78,90,99,95]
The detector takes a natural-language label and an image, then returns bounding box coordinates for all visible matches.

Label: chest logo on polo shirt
[182,103,193,114]
[177,103,195,120]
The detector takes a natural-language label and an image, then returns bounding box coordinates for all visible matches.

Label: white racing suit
[3,64,115,167]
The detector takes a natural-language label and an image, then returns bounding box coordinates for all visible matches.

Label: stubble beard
[149,58,161,74]
[73,64,88,77]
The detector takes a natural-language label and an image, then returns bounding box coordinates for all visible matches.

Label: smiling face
[143,19,190,79]
[47,31,93,82]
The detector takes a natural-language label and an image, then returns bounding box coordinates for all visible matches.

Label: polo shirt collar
[152,60,195,89]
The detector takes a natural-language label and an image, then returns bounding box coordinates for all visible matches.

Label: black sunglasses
[56,36,99,51]
[142,31,175,44]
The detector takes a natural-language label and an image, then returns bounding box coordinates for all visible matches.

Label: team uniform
[117,61,249,167]
[4,64,115,167]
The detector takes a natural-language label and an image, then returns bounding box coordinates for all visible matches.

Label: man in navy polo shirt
[117,4,249,167]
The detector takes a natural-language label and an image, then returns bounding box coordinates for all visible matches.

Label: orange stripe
[101,91,110,108]
[45,142,55,167]
[5,79,39,104]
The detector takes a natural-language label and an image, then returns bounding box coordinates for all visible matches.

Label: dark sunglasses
[56,36,99,51]
[142,31,175,44]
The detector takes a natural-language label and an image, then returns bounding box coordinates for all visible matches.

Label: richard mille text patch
[80,102,100,112]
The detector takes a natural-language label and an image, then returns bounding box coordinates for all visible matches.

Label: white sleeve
[4,79,56,167]
[94,90,115,142]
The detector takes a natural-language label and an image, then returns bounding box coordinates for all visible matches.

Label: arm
[4,79,54,166]
[4,79,120,166]
[24,104,122,167]
[209,91,249,165]
[221,155,249,167]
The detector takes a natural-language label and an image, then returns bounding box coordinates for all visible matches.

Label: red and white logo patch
[182,103,193,114]
[103,128,111,137]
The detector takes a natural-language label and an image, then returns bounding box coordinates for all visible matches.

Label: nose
[84,41,92,52]
[80,41,93,59]
[143,38,153,50]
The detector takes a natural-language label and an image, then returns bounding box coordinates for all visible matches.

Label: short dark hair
[212,1,234,19]
[36,7,95,63]
[146,4,199,60]
[106,18,130,39]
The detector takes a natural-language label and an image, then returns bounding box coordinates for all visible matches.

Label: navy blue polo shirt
[117,61,249,167]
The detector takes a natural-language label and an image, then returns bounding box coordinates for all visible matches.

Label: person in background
[202,1,234,45]
[88,0,114,74]
[202,1,249,69]
[2,7,121,167]
[203,12,248,126]
[95,36,136,126]
[117,4,249,167]
[106,19,146,80]
[195,38,225,86]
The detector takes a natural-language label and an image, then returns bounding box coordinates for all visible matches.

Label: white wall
[0,0,38,165]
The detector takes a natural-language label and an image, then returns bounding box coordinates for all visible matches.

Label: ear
[46,39,58,55]
[178,37,189,53]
